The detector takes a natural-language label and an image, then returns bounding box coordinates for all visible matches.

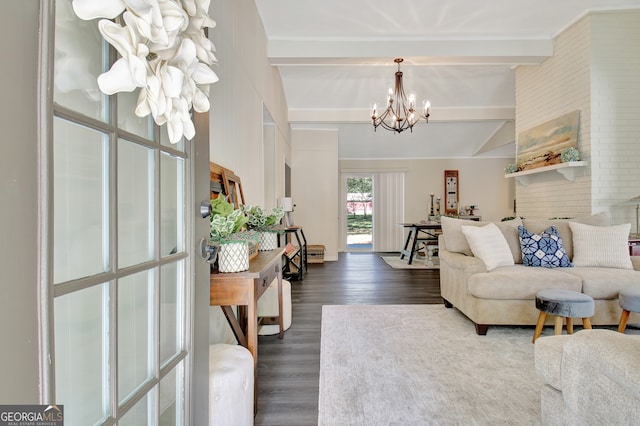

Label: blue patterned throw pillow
[518,225,573,268]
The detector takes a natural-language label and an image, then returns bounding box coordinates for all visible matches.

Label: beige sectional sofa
[438,214,640,335]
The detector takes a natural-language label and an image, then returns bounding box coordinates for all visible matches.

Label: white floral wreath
[72,0,218,143]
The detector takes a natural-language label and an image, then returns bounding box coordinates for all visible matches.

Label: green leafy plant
[210,197,258,245]
[560,147,580,163]
[243,205,285,232]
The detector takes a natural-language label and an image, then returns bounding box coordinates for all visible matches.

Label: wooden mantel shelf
[505,161,587,186]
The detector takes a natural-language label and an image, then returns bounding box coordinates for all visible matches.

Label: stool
[532,289,594,343]
[618,288,640,332]
[209,344,253,426]
[258,278,292,336]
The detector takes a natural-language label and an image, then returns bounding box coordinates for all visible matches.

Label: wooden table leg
[532,311,546,343]
[554,316,564,335]
[400,228,414,260]
[277,271,284,339]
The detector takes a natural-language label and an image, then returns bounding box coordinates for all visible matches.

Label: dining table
[398,222,442,265]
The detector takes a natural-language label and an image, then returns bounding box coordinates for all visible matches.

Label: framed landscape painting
[516,110,580,171]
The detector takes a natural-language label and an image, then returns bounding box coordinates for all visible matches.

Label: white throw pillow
[569,222,632,269]
[461,223,515,271]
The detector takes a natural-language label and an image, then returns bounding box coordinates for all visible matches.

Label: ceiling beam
[268,39,553,66]
[288,107,515,123]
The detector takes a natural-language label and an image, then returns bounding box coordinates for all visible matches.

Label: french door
[41,1,209,424]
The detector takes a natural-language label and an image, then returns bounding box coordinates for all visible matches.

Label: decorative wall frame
[517,110,580,171]
[444,170,459,215]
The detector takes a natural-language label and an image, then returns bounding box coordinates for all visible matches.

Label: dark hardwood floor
[254,252,442,426]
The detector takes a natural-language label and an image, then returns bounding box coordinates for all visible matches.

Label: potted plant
[210,196,258,272]
[244,205,285,251]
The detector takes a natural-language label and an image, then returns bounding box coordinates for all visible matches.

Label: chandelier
[371,58,431,133]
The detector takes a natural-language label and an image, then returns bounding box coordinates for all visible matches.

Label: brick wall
[515,10,640,225]
[590,11,640,228]
[515,16,592,219]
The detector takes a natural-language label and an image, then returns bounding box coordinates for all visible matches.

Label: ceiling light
[371,58,430,133]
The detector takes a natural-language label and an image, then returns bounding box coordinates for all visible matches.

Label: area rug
[319,304,542,425]
[381,255,439,270]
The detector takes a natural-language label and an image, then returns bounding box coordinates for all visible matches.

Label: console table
[210,248,286,413]
[278,227,307,280]
[398,222,442,265]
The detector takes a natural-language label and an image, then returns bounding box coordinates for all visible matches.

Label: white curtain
[373,172,405,251]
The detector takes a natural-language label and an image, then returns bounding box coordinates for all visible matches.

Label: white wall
[206,0,291,342]
[291,129,340,261]
[515,10,640,222]
[590,11,640,226]
[515,15,592,219]
[339,157,516,244]
[208,0,291,207]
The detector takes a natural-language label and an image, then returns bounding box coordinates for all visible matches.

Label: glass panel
[118,270,155,404]
[160,261,184,365]
[118,139,154,267]
[118,90,154,139]
[160,123,185,152]
[160,153,184,256]
[53,118,108,283]
[119,391,154,426]
[55,284,109,424]
[159,363,184,426]
[54,0,107,121]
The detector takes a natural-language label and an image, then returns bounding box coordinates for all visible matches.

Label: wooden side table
[629,237,640,256]
[210,248,286,413]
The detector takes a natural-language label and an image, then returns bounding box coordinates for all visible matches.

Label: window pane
[118,90,153,139]
[119,391,154,426]
[160,154,184,256]
[160,261,184,365]
[55,284,109,424]
[118,139,154,267]
[159,363,184,426]
[54,0,107,121]
[118,270,155,404]
[53,118,108,283]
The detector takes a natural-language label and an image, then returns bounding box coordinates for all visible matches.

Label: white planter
[218,242,249,273]
[259,232,278,251]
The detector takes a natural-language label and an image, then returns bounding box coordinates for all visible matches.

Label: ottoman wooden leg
[566,317,573,334]
[582,318,592,330]
[554,316,563,335]
[532,311,547,343]
[618,309,630,333]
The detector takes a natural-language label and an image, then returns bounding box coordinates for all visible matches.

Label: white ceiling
[254,0,640,159]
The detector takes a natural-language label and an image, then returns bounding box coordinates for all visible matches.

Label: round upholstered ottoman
[618,288,640,333]
[532,289,594,343]
[257,278,292,336]
[209,344,253,426]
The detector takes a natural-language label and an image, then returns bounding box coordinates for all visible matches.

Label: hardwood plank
[254,252,442,426]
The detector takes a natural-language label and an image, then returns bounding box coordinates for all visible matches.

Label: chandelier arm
[371,58,430,133]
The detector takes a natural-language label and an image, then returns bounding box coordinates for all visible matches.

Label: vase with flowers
[244,205,285,251]
[210,196,258,272]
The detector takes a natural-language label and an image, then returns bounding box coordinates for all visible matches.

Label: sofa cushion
[468,265,582,300]
[518,225,572,268]
[461,223,515,271]
[440,216,488,256]
[569,222,633,270]
[560,267,640,299]
[522,212,609,260]
[441,216,522,261]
